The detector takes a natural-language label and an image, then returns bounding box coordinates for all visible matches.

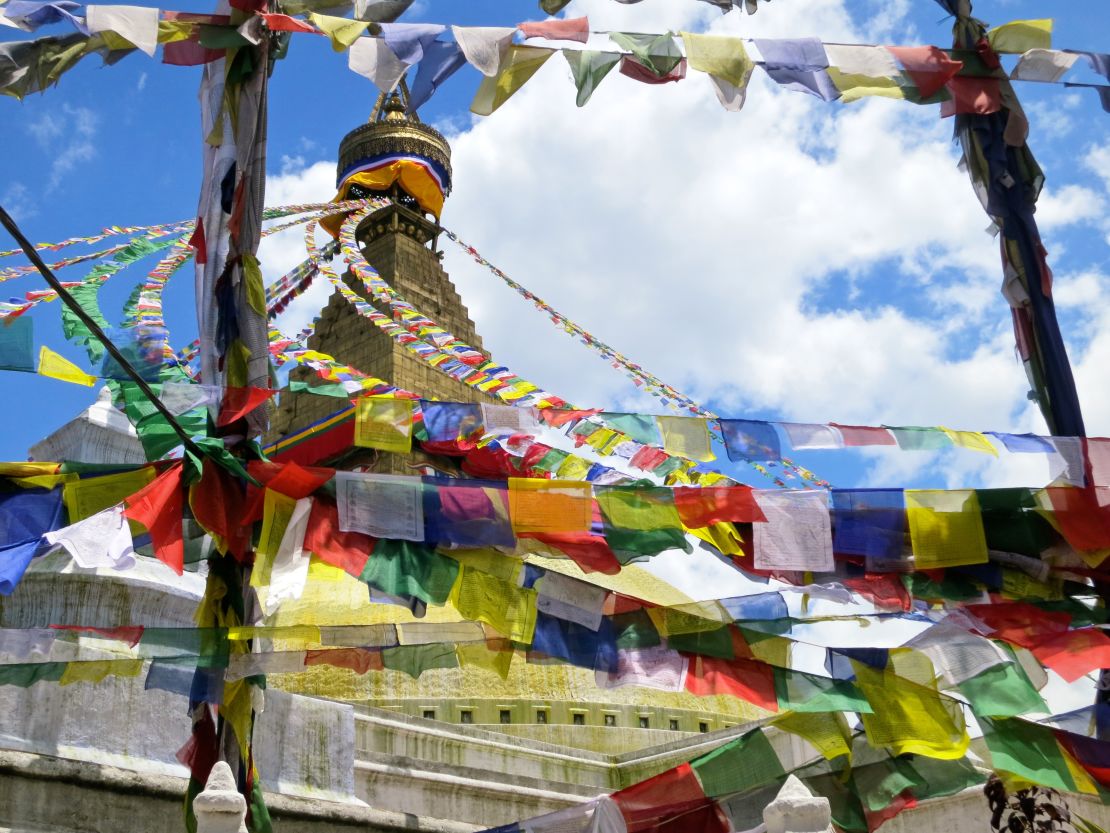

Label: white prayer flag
[335,472,424,541]
[349,36,408,93]
[45,504,136,571]
[753,490,834,572]
[86,5,159,56]
[451,26,516,77]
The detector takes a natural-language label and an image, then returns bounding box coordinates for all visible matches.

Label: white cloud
[1036,184,1105,229]
[1,182,37,222]
[27,104,101,193]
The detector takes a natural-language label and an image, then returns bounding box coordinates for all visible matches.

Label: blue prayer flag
[720,419,781,462]
[831,489,905,559]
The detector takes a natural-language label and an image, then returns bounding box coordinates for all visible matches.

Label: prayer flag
[888,425,951,451]
[685,656,778,711]
[855,662,969,760]
[989,19,1052,54]
[753,490,834,572]
[981,717,1075,792]
[1011,49,1078,83]
[720,419,780,462]
[308,13,368,51]
[1032,628,1110,683]
[830,423,895,446]
[37,345,95,386]
[692,728,785,798]
[518,16,588,44]
[657,415,714,462]
[86,4,159,55]
[354,396,414,453]
[423,477,514,549]
[957,658,1046,718]
[409,39,466,111]
[609,31,683,77]
[335,472,424,541]
[942,427,998,456]
[905,489,988,569]
[887,45,963,98]
[123,462,184,574]
[754,37,839,100]
[598,646,686,691]
[831,488,905,560]
[348,36,407,93]
[63,466,155,522]
[674,485,764,527]
[508,478,592,534]
[450,564,537,643]
[471,45,554,116]
[451,26,515,77]
[0,316,33,371]
[531,612,617,673]
[376,21,444,64]
[362,539,458,606]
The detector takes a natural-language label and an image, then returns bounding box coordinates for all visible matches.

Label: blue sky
[1,0,1109,493]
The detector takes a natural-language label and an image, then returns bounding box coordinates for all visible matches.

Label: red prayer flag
[518,16,589,43]
[538,408,602,428]
[843,574,912,612]
[242,460,335,523]
[190,459,249,561]
[1032,628,1110,683]
[520,529,622,575]
[612,763,715,832]
[886,45,964,98]
[258,13,318,33]
[304,497,373,577]
[163,38,222,66]
[1045,486,1110,553]
[940,77,1002,116]
[50,624,145,647]
[965,602,1071,649]
[217,386,276,427]
[305,648,382,674]
[685,657,778,712]
[865,789,917,832]
[124,462,184,575]
[619,56,687,85]
[674,486,766,527]
[187,218,207,265]
[830,423,896,447]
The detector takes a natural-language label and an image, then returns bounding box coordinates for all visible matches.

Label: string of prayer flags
[354,395,414,453]
[753,490,834,572]
[37,345,96,386]
[905,489,988,569]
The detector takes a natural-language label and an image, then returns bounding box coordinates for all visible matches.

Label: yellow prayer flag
[508,478,592,534]
[749,635,791,669]
[905,489,988,569]
[854,661,970,760]
[471,45,555,116]
[354,396,414,453]
[941,427,998,456]
[0,462,59,478]
[555,455,593,481]
[686,521,744,556]
[228,624,322,644]
[221,679,253,760]
[63,466,155,522]
[597,485,682,531]
[308,13,369,51]
[38,346,96,386]
[456,638,514,680]
[988,19,1052,54]
[1061,746,1101,795]
[826,68,907,103]
[449,565,537,644]
[679,32,754,87]
[772,711,852,762]
[647,602,729,636]
[656,415,715,462]
[60,658,143,686]
[252,488,297,588]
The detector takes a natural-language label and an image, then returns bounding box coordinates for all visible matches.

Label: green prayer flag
[775,667,872,713]
[0,661,66,686]
[981,717,1075,792]
[601,412,660,446]
[803,771,867,833]
[977,488,1056,556]
[0,316,34,371]
[957,654,1046,718]
[563,50,621,107]
[609,31,683,77]
[381,643,459,678]
[888,426,953,451]
[612,610,661,649]
[668,626,734,660]
[361,539,460,605]
[692,727,784,798]
[289,380,351,398]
